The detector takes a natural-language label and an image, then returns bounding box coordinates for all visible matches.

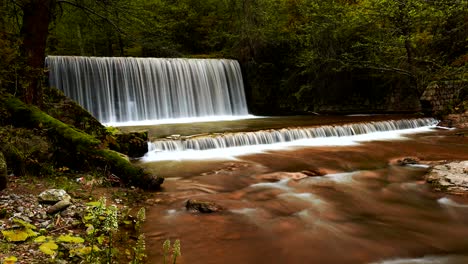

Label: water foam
[143,118,437,161]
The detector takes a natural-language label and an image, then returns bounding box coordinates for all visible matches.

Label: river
[134,116,468,264]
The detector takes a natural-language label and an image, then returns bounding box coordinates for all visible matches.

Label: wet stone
[426,160,468,194]
[397,157,420,166]
[186,199,223,213]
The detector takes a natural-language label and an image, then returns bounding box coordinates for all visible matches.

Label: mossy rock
[3,96,163,190]
[113,131,149,158]
[42,87,108,140]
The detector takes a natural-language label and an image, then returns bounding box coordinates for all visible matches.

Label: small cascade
[149,118,437,153]
[46,56,249,124]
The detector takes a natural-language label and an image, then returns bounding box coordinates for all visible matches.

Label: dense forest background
[0,0,467,114]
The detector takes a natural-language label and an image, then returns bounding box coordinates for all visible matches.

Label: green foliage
[0,197,149,263]
[57,234,85,243]
[0,126,52,176]
[2,255,18,264]
[162,239,181,264]
[39,241,58,256]
[106,126,120,136]
[1,0,467,115]
[1,218,38,242]
[2,229,34,242]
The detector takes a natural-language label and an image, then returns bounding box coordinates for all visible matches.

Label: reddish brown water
[139,124,468,264]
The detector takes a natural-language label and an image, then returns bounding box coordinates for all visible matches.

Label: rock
[426,161,468,194]
[114,131,149,158]
[301,169,326,177]
[0,152,7,191]
[439,111,468,128]
[38,189,71,204]
[145,176,165,191]
[390,157,420,166]
[256,171,320,182]
[186,199,223,213]
[167,134,181,140]
[47,199,72,214]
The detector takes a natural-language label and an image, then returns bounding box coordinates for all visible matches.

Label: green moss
[92,149,163,189]
[2,96,163,190]
[42,87,108,140]
[5,97,100,149]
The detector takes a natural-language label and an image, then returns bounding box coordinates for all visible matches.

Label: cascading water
[150,118,437,151]
[46,56,249,124]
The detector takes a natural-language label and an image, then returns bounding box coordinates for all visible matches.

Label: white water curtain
[47,56,249,123]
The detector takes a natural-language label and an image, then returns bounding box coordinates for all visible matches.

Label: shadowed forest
[1,0,467,114]
[0,1,468,263]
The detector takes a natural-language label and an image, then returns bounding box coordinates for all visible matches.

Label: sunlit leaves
[39,241,59,256]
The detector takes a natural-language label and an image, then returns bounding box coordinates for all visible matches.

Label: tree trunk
[20,0,55,105]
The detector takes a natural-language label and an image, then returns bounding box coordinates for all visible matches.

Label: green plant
[1,218,38,242]
[130,207,147,264]
[82,197,119,263]
[162,239,181,264]
[2,255,17,264]
[105,126,121,136]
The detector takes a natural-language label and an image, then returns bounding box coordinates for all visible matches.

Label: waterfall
[149,118,438,152]
[46,56,249,124]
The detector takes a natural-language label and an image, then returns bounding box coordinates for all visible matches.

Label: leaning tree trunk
[20,0,55,105]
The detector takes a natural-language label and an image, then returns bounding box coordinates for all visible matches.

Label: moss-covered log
[4,96,163,190]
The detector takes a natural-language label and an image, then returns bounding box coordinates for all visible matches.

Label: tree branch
[56,0,125,35]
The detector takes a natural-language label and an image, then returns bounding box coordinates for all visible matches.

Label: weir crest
[149,118,438,153]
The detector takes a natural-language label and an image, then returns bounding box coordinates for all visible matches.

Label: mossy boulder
[113,131,149,158]
[0,151,7,191]
[42,87,108,140]
[3,96,163,190]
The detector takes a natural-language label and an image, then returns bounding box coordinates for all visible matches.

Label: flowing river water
[132,116,468,264]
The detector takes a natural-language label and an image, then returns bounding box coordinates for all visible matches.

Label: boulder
[114,131,149,158]
[186,199,223,213]
[426,161,468,194]
[38,189,71,204]
[0,151,7,191]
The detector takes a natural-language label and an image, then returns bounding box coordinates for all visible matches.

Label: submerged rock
[426,161,468,194]
[390,156,421,166]
[186,199,223,213]
[256,170,325,182]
